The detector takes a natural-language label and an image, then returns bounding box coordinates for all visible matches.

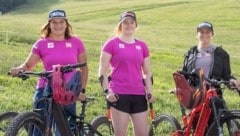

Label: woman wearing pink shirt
[98,11,154,136]
[9,9,88,135]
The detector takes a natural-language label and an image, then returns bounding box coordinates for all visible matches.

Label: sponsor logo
[47,43,54,48]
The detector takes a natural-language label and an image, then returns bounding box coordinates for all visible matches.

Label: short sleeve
[102,38,115,55]
[74,37,85,55]
[139,41,149,58]
[31,39,42,57]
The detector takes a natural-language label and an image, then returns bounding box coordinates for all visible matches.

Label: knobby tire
[89,115,113,136]
[6,112,45,136]
[0,111,18,134]
[148,114,181,136]
[206,110,240,136]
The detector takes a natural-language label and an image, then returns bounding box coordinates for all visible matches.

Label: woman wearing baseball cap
[183,21,239,90]
[98,11,154,136]
[9,9,88,135]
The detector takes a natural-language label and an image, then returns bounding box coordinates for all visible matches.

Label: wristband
[147,93,152,100]
[104,89,109,95]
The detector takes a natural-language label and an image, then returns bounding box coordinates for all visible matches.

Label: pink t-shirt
[103,37,149,95]
[32,36,85,88]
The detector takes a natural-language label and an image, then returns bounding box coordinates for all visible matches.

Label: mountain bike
[148,69,240,136]
[6,63,113,136]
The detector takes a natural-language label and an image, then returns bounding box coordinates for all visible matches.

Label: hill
[0,0,239,134]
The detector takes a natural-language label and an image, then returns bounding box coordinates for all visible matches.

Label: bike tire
[6,111,46,136]
[0,111,18,135]
[206,110,240,136]
[89,115,114,136]
[148,113,181,136]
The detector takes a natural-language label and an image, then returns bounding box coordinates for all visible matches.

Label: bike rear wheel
[6,112,46,136]
[0,112,18,135]
[89,115,113,136]
[206,110,240,136]
[148,114,181,136]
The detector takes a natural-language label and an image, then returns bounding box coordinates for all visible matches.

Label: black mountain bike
[6,63,114,136]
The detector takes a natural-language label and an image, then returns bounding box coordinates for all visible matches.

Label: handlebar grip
[8,70,30,80]
[82,88,86,94]
[149,102,153,109]
[149,103,155,121]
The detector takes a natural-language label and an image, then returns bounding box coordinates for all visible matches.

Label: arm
[182,52,189,71]
[98,51,111,91]
[10,52,40,76]
[142,56,154,102]
[223,53,240,88]
[98,51,118,102]
[78,52,88,89]
[76,52,88,101]
[182,46,197,72]
[221,50,235,81]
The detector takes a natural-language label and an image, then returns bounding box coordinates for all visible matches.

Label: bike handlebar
[8,62,87,80]
[60,62,87,73]
[177,70,240,94]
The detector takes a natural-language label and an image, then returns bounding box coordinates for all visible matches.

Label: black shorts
[109,94,148,114]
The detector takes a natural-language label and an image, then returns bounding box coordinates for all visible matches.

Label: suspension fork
[210,97,228,136]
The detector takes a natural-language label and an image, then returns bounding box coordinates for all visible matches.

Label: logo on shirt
[66,43,72,48]
[47,43,54,48]
[197,53,202,58]
[136,45,142,51]
[119,43,125,48]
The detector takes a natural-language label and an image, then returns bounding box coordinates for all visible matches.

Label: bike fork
[210,97,226,136]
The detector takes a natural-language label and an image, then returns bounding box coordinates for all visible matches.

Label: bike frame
[34,85,106,135]
[75,97,104,136]
[33,85,74,135]
[179,87,217,136]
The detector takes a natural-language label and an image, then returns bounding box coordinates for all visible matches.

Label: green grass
[0,0,240,134]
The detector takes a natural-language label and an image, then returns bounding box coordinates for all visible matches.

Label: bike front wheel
[89,115,114,136]
[6,111,46,136]
[0,111,18,135]
[148,114,181,136]
[206,110,240,136]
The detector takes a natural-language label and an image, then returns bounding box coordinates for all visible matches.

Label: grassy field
[0,0,240,134]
